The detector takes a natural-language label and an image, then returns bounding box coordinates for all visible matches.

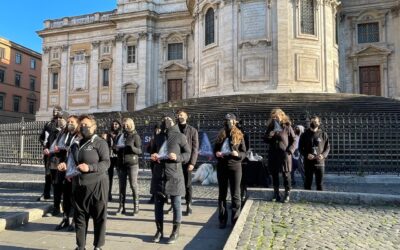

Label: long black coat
[150,125,191,196]
[263,122,297,173]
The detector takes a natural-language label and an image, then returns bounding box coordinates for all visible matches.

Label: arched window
[300,0,315,35]
[205,8,215,46]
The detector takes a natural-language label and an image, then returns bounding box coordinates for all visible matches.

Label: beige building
[36,0,400,120]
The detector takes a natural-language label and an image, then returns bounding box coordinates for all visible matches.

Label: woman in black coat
[264,108,296,203]
[214,113,246,229]
[150,113,190,244]
[116,118,142,215]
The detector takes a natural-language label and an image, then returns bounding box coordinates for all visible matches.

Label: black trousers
[108,157,118,197]
[217,165,242,224]
[62,180,73,217]
[51,168,66,211]
[304,163,324,191]
[73,176,108,249]
[271,170,291,192]
[43,156,51,198]
[118,164,139,205]
[182,164,193,204]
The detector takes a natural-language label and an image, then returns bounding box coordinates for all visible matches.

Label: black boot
[55,217,69,230]
[116,203,126,215]
[67,219,75,231]
[153,221,164,243]
[133,189,139,215]
[184,203,192,216]
[283,191,290,203]
[167,223,180,244]
[272,188,281,202]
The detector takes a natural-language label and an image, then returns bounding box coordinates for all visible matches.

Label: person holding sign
[58,114,110,250]
[55,115,80,231]
[264,108,297,203]
[214,113,247,229]
[299,116,330,191]
[115,118,142,215]
[150,113,191,244]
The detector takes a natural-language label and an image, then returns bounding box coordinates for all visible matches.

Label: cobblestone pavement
[237,200,400,250]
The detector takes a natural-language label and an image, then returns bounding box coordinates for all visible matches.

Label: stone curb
[223,199,253,250]
[0,203,52,232]
[223,188,400,249]
[247,188,400,206]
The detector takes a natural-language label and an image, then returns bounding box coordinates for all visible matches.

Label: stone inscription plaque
[73,63,87,90]
[241,2,266,40]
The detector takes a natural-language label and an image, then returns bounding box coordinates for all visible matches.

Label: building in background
[0,37,41,123]
[36,0,400,121]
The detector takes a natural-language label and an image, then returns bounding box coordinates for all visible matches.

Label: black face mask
[160,121,166,132]
[310,122,319,129]
[80,126,92,138]
[224,121,233,131]
[295,129,301,135]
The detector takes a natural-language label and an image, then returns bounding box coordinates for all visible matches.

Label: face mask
[67,124,76,132]
[224,121,233,130]
[80,126,92,138]
[57,120,66,129]
[310,122,319,129]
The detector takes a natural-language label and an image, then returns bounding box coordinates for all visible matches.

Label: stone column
[36,46,51,121]
[114,33,124,111]
[137,32,148,109]
[90,41,100,109]
[60,45,69,109]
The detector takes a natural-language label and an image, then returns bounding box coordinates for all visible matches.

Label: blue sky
[0,0,116,53]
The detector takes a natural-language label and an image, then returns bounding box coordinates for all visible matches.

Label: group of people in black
[37,106,329,250]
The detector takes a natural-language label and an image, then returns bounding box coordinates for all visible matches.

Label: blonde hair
[216,125,244,146]
[268,108,291,126]
[123,118,135,132]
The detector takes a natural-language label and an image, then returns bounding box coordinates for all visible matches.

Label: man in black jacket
[299,116,330,191]
[38,105,63,201]
[176,110,198,215]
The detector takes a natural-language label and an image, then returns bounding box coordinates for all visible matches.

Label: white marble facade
[36,0,400,120]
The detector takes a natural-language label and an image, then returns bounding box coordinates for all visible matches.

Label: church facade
[36,0,400,120]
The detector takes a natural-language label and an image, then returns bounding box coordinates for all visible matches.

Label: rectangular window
[30,78,36,91]
[13,96,20,112]
[0,94,4,110]
[127,45,136,64]
[30,58,36,69]
[15,53,22,64]
[52,52,59,59]
[0,47,5,59]
[74,53,84,62]
[102,69,109,87]
[52,73,59,90]
[15,73,21,87]
[102,45,110,54]
[28,100,35,114]
[0,69,4,83]
[358,22,379,43]
[301,0,315,35]
[168,43,183,60]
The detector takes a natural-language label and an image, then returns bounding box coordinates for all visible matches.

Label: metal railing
[0,112,399,175]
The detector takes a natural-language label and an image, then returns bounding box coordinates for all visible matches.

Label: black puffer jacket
[150,125,191,196]
[117,131,142,167]
[74,135,110,186]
